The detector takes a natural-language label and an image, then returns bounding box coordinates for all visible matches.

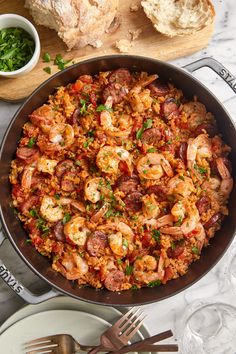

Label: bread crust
[25,0,119,50]
[141,0,215,37]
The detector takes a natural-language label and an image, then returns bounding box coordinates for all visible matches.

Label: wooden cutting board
[0,0,214,102]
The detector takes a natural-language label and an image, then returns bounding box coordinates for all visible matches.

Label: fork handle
[87,345,105,354]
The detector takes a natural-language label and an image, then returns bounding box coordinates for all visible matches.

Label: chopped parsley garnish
[88,130,95,137]
[171,241,176,250]
[43,67,51,75]
[136,119,153,140]
[123,239,129,248]
[43,52,51,62]
[25,239,32,243]
[0,27,35,72]
[117,259,123,265]
[147,148,156,153]
[29,209,37,218]
[80,99,88,115]
[131,284,138,290]
[179,175,185,181]
[143,119,153,129]
[147,280,161,287]
[125,265,133,275]
[27,137,36,148]
[96,104,113,112]
[54,53,71,70]
[75,160,81,166]
[83,137,94,148]
[192,246,199,255]
[152,229,160,242]
[174,215,183,226]
[37,218,50,234]
[54,194,60,200]
[194,164,207,175]
[62,212,71,224]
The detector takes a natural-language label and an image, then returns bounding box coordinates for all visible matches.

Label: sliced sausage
[204,212,222,229]
[178,142,188,164]
[109,69,132,85]
[71,108,80,124]
[194,123,217,138]
[167,245,184,258]
[53,221,66,242]
[162,98,179,118]
[104,270,125,291]
[16,147,39,164]
[87,231,108,257]
[55,159,75,178]
[148,80,169,96]
[103,83,128,104]
[117,174,139,193]
[141,128,162,145]
[21,195,39,216]
[196,196,210,214]
[124,191,143,211]
[146,185,168,202]
[61,171,76,192]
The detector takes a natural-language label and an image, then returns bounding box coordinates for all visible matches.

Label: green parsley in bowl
[0,14,40,78]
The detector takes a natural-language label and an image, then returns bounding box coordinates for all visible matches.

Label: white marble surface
[0,0,236,352]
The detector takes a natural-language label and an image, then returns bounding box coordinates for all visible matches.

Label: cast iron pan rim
[0,54,236,305]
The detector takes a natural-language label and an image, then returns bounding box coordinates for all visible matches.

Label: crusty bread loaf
[141,0,215,37]
[25,0,119,50]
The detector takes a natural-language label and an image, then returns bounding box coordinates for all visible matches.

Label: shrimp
[216,157,233,199]
[127,74,157,113]
[54,252,88,280]
[64,216,90,246]
[21,166,35,190]
[167,175,195,199]
[160,202,200,236]
[182,101,206,117]
[142,194,160,219]
[49,123,74,148]
[144,214,174,228]
[137,153,173,180]
[98,222,134,257]
[187,134,212,170]
[58,197,86,213]
[194,223,206,252]
[96,146,132,174]
[100,96,132,137]
[91,203,110,223]
[40,196,64,223]
[133,254,165,284]
[84,177,111,203]
[37,156,58,175]
[30,105,55,133]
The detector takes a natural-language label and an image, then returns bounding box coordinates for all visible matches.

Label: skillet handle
[183,57,236,94]
[0,224,59,304]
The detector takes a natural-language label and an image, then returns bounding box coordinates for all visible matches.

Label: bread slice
[141,0,215,37]
[25,0,119,50]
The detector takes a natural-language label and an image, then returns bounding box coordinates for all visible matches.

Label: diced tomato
[33,236,43,246]
[141,230,151,248]
[90,92,97,106]
[71,80,83,92]
[52,242,64,256]
[119,161,129,174]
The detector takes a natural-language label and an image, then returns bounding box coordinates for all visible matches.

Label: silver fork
[24,307,146,354]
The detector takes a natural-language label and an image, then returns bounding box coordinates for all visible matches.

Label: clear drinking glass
[179,302,236,354]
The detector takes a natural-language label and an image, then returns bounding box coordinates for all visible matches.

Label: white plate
[0,309,109,353]
[0,297,152,354]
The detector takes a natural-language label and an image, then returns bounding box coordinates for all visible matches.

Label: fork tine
[118,307,141,330]
[111,307,137,328]
[123,314,147,339]
[118,308,143,333]
[25,342,58,350]
[25,336,53,346]
[25,349,53,354]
